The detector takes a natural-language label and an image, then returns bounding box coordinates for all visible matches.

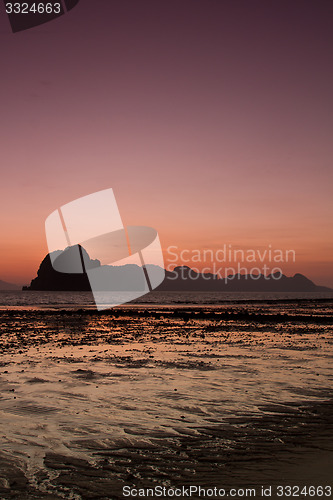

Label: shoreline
[1,293,333,313]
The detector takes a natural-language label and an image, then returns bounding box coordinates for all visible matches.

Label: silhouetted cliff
[23,246,97,291]
[23,248,332,293]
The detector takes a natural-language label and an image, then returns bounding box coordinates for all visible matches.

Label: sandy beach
[0,300,332,499]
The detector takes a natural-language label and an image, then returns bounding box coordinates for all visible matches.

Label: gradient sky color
[0,0,332,286]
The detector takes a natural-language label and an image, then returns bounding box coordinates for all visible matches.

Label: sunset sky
[0,0,332,286]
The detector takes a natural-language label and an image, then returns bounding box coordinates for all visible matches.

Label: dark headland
[22,245,332,293]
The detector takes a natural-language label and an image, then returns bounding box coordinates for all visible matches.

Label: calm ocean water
[0,290,333,309]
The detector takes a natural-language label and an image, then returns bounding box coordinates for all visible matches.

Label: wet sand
[0,301,332,499]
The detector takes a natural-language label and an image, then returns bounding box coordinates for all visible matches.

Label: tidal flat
[0,301,332,499]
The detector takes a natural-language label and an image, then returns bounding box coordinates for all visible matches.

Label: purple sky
[0,0,332,286]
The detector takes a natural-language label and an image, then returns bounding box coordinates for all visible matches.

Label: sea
[1,289,333,309]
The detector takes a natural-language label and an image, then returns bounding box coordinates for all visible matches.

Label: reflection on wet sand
[0,301,332,499]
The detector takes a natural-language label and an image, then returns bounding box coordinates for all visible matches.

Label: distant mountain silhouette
[23,247,333,293]
[0,279,20,291]
[158,266,332,292]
